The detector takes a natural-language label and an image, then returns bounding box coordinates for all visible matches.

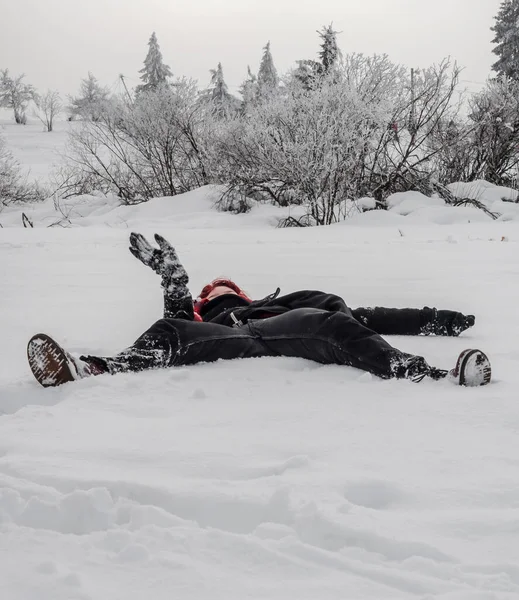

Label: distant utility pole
[119,74,133,105]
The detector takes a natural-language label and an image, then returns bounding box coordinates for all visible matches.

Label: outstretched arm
[351,306,475,337]
[129,232,194,320]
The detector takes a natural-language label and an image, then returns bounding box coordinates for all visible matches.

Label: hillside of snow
[1,120,519,599]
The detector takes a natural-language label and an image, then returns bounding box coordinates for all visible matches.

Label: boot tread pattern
[27,334,75,387]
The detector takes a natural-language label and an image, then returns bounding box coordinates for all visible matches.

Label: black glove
[421,308,475,337]
[447,312,475,336]
[129,233,193,320]
[129,232,189,290]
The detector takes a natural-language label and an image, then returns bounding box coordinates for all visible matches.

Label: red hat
[193,278,252,321]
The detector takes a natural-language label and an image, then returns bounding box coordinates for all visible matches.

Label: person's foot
[27,334,106,388]
[398,349,491,386]
[399,355,433,383]
[447,349,491,387]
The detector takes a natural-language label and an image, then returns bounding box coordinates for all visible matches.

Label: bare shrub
[35,90,62,132]
[368,59,463,204]
[0,136,45,208]
[59,80,214,202]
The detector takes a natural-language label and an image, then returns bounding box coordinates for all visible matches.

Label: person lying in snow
[27,232,491,388]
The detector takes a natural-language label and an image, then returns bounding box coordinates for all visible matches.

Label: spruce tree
[207,62,237,117]
[68,72,110,121]
[257,42,279,96]
[137,32,173,94]
[318,24,341,74]
[240,66,258,112]
[293,24,341,89]
[491,0,519,81]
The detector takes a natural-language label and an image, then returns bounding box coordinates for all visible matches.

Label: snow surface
[1,122,519,599]
[0,118,72,185]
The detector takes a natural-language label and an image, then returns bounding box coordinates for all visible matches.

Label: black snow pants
[87,307,419,380]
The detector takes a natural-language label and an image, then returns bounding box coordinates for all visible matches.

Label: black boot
[27,334,108,387]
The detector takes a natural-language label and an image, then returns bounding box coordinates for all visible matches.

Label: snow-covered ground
[1,122,519,599]
[0,116,71,185]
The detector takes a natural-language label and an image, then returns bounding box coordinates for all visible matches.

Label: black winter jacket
[201,289,439,336]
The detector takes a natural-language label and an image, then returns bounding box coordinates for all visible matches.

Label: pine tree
[68,73,111,121]
[137,32,173,94]
[293,24,341,89]
[239,66,258,113]
[207,62,238,117]
[257,42,279,96]
[318,24,341,74]
[491,0,519,81]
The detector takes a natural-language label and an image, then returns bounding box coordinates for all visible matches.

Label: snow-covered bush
[213,71,391,225]
[0,136,45,208]
[213,56,462,225]
[430,78,519,186]
[59,80,214,201]
[368,58,462,203]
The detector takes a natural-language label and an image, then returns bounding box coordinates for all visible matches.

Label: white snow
[0,118,72,184]
[448,180,519,222]
[1,121,519,600]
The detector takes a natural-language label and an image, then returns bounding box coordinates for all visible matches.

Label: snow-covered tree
[292,24,341,89]
[318,24,341,74]
[257,42,279,97]
[68,73,111,121]
[35,90,62,132]
[468,77,519,183]
[292,59,322,90]
[205,63,239,117]
[240,44,279,112]
[428,77,519,186]
[239,66,258,113]
[491,0,519,81]
[0,70,37,124]
[137,32,172,94]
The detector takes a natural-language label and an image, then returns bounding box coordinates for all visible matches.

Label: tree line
[2,3,519,225]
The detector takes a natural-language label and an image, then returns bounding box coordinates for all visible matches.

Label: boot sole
[27,334,76,388]
[458,349,492,387]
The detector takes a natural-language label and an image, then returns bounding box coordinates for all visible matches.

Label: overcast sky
[1,0,502,97]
